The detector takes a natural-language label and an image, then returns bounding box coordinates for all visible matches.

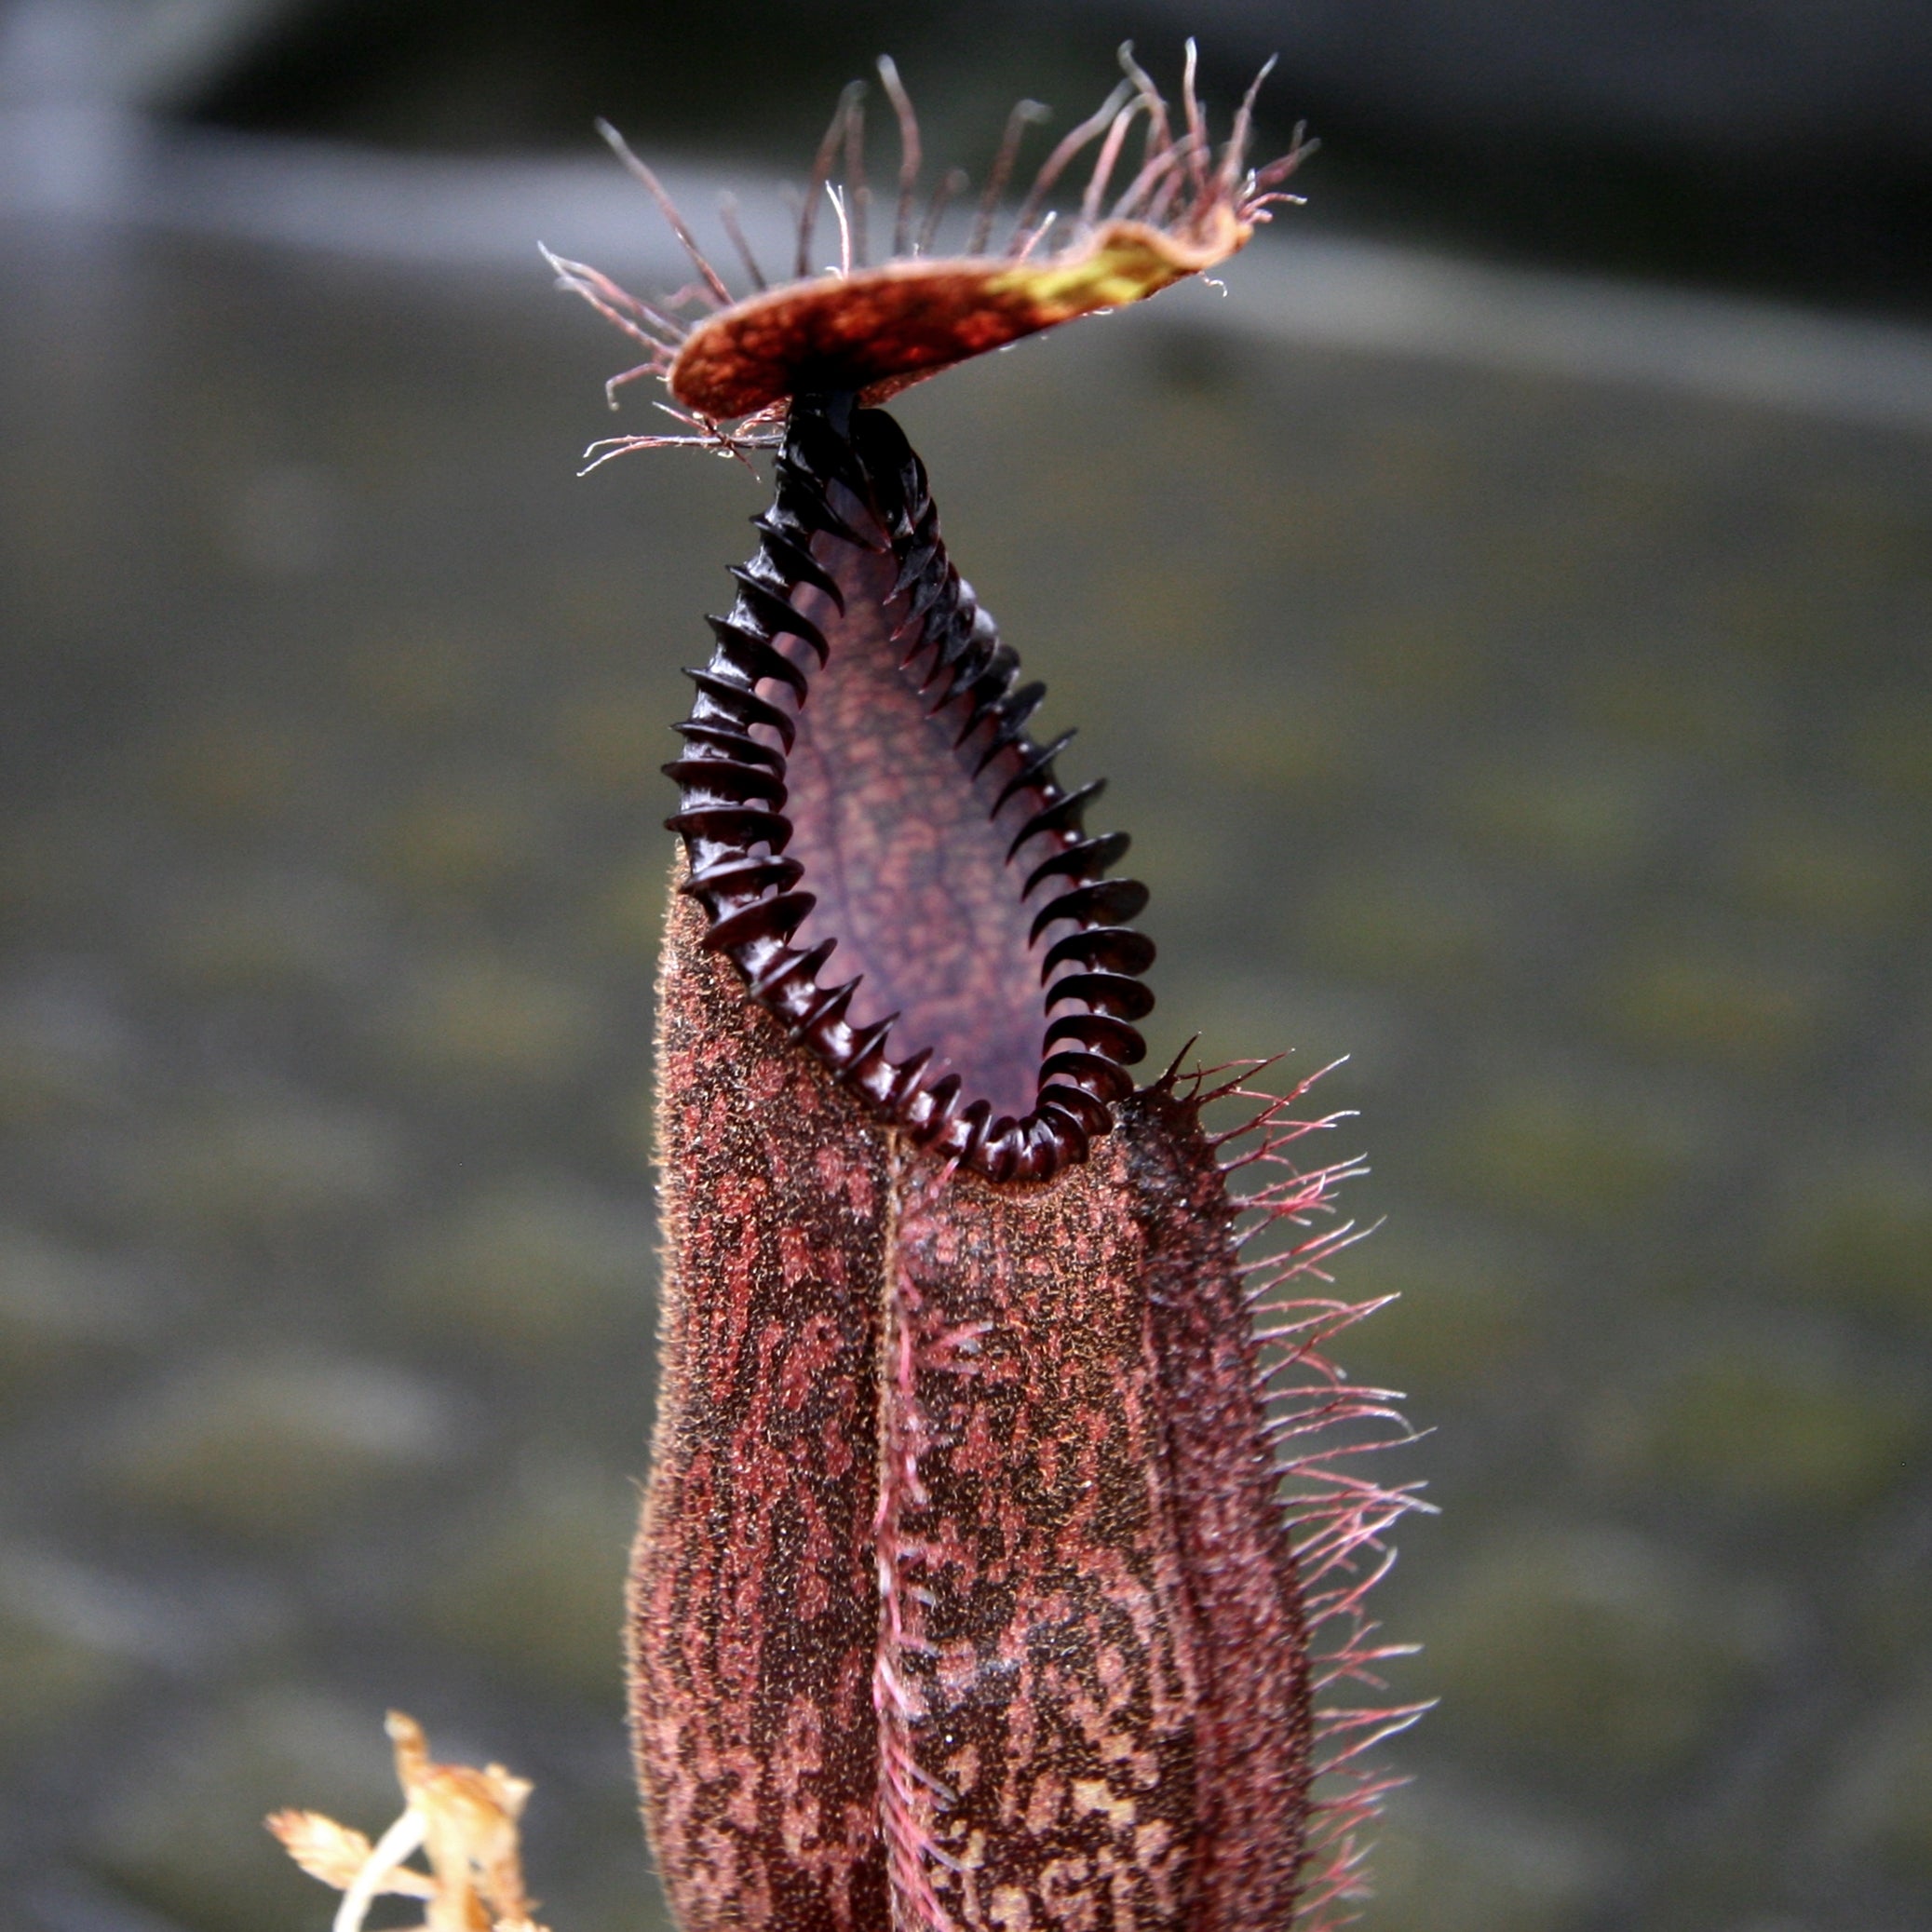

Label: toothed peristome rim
[665,398,1155,1182]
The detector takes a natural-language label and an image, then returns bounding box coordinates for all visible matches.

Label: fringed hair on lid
[544,40,1314,458]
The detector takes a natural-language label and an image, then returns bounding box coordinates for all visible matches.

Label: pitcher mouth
[664,393,1154,1182]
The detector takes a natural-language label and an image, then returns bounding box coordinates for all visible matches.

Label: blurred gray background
[3,4,1930,1931]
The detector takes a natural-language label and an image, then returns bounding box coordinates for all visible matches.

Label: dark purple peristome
[665,392,1155,1182]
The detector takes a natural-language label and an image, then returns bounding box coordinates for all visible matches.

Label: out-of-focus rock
[1775,1147,1932,1329]
[0,978,139,1128]
[383,1173,651,1353]
[371,777,548,900]
[1419,1525,1791,1785]
[1725,802,1919,935]
[88,1684,402,1932]
[126,1098,406,1236]
[1358,1784,1605,1932]
[1601,934,1834,1074]
[414,1454,634,1699]
[1823,1678,1932,1885]
[152,870,384,996]
[1446,1069,1720,1230]
[0,1227,143,1403]
[98,1348,453,1539]
[377,951,599,1088]
[0,1549,154,1763]
[150,713,320,833]
[1299,857,1506,993]
[1338,1214,1544,1396]
[1583,1336,1922,1514]
[1451,743,1675,882]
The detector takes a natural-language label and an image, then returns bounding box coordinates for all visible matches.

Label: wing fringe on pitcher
[1187,1061,1435,1928]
